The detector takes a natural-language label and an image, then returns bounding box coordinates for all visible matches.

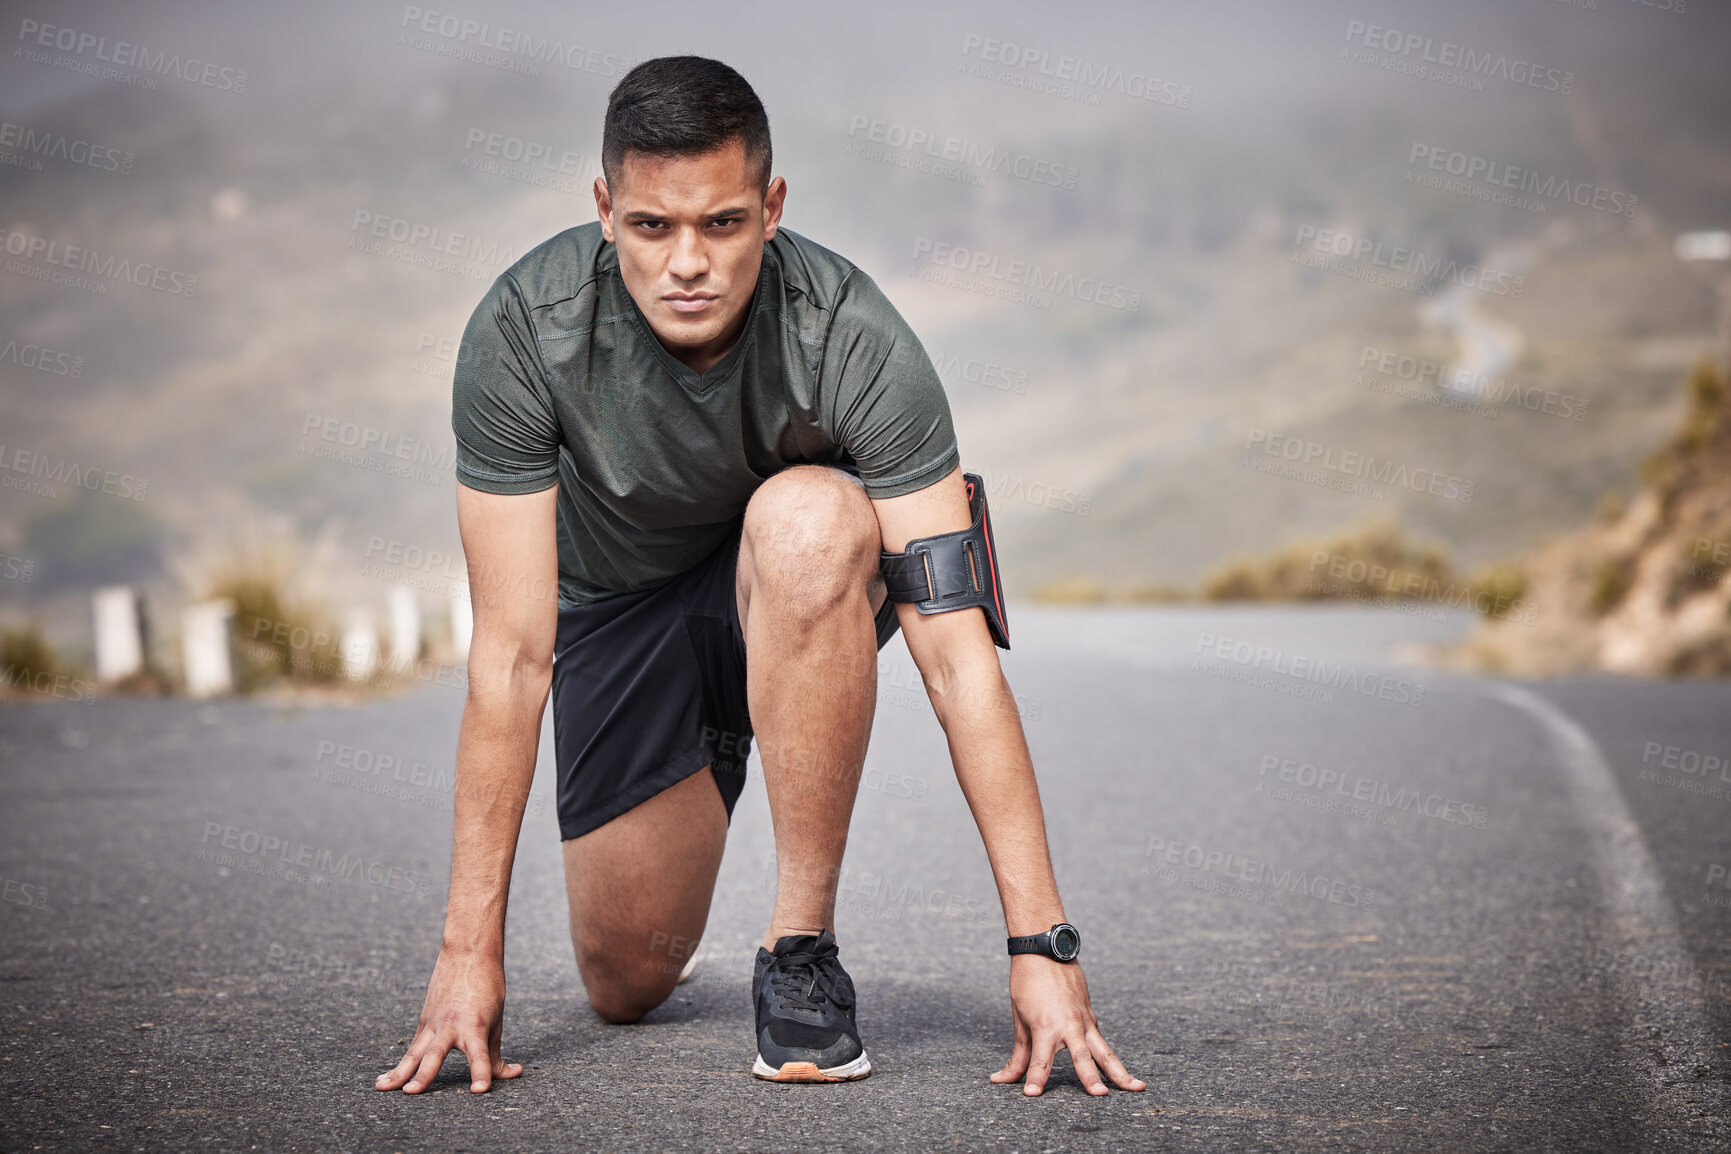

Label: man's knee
[577,947,679,1024]
[743,466,879,618]
[586,982,671,1025]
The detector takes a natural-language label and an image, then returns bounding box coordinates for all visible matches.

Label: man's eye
[710,218,740,228]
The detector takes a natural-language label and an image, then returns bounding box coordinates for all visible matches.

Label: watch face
[1051,925,1080,961]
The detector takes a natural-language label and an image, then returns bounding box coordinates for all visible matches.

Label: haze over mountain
[3,0,1729,652]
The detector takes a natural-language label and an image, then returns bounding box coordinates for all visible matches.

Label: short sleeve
[451,272,562,495]
[821,270,960,498]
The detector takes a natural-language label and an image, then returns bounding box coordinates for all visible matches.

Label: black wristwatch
[1007,922,1081,963]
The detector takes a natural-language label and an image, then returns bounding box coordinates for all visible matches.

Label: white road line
[1489,683,1728,1135]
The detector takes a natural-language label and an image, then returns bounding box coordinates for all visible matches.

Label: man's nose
[668,226,709,282]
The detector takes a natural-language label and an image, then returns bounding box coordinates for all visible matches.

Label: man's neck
[667,255,767,375]
[667,301,751,376]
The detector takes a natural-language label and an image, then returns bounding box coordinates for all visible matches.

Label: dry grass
[0,624,61,697]
[1457,358,1731,677]
[190,535,343,693]
[1031,518,1466,610]
[1199,519,1453,604]
[1030,576,1113,605]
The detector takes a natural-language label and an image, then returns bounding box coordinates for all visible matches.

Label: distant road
[1,607,1726,1151]
[1422,238,1532,396]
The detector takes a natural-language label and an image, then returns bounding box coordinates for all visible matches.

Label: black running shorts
[549,516,903,841]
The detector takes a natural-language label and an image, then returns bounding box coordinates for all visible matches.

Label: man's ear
[595,177,614,243]
[762,175,786,243]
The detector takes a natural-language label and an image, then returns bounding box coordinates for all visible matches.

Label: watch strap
[1006,932,1048,957]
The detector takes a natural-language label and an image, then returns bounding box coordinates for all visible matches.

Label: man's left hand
[988,955,1147,1097]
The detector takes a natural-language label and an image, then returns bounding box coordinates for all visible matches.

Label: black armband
[877,472,1009,649]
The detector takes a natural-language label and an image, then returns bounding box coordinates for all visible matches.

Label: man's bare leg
[561,465,880,1022]
[562,766,728,1023]
[735,465,885,949]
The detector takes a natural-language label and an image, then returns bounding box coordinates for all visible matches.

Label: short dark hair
[602,56,772,193]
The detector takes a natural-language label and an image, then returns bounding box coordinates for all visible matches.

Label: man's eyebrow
[622,207,751,223]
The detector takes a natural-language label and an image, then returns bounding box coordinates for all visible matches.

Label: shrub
[199,549,341,691]
[1030,575,1109,604]
[1466,563,1526,620]
[0,624,60,697]
[1589,557,1634,616]
[1201,519,1453,604]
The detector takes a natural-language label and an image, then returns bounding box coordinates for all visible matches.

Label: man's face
[595,141,785,369]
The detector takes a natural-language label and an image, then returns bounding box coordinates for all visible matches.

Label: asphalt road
[2,606,1728,1152]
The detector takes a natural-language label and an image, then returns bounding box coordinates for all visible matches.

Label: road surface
[2,606,1727,1151]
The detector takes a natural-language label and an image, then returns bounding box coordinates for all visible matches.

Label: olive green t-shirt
[451,222,960,606]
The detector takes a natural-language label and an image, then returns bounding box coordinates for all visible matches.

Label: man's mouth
[664,292,717,315]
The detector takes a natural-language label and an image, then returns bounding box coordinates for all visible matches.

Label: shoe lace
[769,946,852,1015]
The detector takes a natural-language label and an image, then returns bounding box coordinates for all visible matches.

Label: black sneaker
[751,929,871,1082]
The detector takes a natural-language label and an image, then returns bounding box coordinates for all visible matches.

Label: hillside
[2,0,1729,672]
[1450,360,1731,676]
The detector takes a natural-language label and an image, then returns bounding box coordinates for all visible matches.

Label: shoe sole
[751,1051,872,1082]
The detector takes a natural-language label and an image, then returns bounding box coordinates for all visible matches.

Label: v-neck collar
[621,256,770,397]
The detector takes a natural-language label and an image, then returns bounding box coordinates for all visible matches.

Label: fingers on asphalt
[990,1036,1032,1084]
[1015,1030,1147,1097]
[1023,1040,1056,1096]
[404,1036,453,1093]
[464,1036,521,1093]
[474,1059,525,1093]
[375,1034,430,1091]
[1087,1029,1146,1091]
[1067,1036,1109,1096]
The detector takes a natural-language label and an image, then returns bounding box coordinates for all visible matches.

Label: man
[375,55,1143,1097]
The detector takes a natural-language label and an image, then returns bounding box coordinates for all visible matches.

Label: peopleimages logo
[0,336,83,378]
[1637,739,1730,801]
[1342,19,1574,95]
[1142,834,1377,910]
[1257,754,1489,829]
[1307,549,1537,625]
[0,443,148,501]
[16,18,248,92]
[0,120,133,174]
[398,6,630,78]
[846,116,1078,189]
[926,350,1029,395]
[299,415,455,472]
[0,226,199,297]
[1245,428,1475,503]
[958,34,1192,108]
[461,127,598,194]
[1358,346,1588,422]
[3,664,97,703]
[1193,631,1426,708]
[348,211,518,269]
[1407,144,1637,218]
[1292,225,1525,299]
[199,821,432,897]
[910,237,1141,312]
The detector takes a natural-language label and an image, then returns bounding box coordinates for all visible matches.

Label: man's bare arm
[376,482,558,1095]
[870,467,1144,1098]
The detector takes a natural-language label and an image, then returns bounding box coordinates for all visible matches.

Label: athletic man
[375,56,1143,1097]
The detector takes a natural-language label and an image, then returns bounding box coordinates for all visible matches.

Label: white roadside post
[92,586,145,683]
[450,590,473,662]
[181,600,235,698]
[341,607,379,682]
[387,585,420,672]
[1675,230,1731,377]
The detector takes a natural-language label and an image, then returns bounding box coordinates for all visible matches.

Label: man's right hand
[375,949,523,1094]
[373,484,555,1097]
